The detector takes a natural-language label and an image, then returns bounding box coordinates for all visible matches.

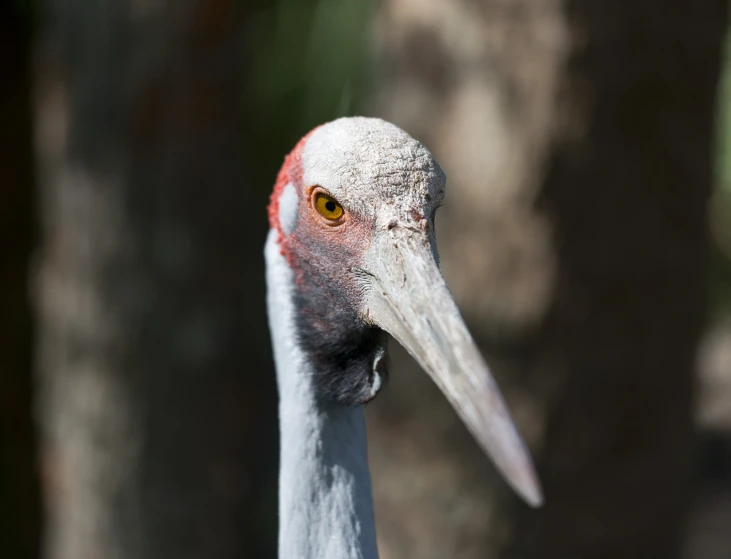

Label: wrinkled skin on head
[269,118,445,405]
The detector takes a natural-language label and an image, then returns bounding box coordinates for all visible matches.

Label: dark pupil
[325,200,336,212]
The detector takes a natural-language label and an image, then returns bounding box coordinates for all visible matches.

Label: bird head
[268,117,542,507]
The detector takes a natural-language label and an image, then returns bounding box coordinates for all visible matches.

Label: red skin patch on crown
[267,126,321,264]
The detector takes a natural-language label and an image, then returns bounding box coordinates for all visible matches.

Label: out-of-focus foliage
[716,33,731,193]
[245,0,371,190]
[712,32,731,319]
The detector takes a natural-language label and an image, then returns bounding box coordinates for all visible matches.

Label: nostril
[409,209,425,222]
[387,220,398,230]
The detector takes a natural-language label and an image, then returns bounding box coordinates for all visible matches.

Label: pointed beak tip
[523,483,544,509]
[513,469,543,508]
[365,233,545,509]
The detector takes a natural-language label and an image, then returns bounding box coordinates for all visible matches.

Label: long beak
[362,228,543,507]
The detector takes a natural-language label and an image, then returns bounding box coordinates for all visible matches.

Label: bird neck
[265,230,379,559]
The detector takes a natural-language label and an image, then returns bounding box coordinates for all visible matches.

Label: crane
[265,117,542,559]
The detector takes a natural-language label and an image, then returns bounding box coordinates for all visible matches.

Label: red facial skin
[267,128,375,302]
[268,128,315,262]
[267,129,388,405]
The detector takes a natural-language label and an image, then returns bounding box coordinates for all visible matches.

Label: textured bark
[34,2,278,558]
[0,5,42,559]
[367,1,727,557]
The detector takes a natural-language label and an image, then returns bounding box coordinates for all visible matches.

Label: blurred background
[3,0,731,558]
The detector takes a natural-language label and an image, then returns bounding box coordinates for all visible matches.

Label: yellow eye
[314,192,344,221]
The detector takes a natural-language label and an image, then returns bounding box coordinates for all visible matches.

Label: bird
[265,116,542,559]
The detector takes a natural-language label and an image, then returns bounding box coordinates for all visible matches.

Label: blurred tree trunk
[1,4,41,559]
[34,2,278,558]
[368,1,727,558]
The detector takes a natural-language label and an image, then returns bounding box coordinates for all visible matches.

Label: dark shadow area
[513,2,729,558]
[0,3,42,559]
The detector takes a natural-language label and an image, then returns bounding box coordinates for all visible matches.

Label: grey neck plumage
[265,230,379,559]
